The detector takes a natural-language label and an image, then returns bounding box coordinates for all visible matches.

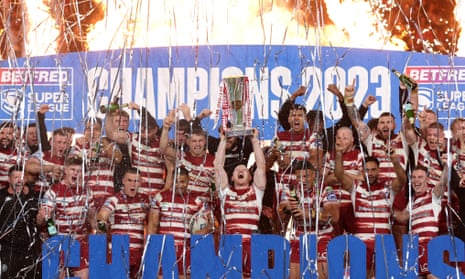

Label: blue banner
[1,46,464,139]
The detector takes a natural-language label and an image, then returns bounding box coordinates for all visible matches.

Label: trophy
[219,76,254,137]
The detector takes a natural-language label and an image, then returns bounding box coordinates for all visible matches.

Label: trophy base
[225,127,254,137]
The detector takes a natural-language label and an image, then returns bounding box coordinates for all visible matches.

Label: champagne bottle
[403,102,415,125]
[47,217,57,236]
[99,103,129,113]
[271,137,285,154]
[289,189,299,203]
[97,220,107,233]
[392,69,418,90]
[90,142,102,162]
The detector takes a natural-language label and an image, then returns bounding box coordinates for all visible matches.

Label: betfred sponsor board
[0,67,73,120]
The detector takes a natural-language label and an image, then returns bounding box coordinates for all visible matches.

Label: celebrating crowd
[0,77,464,279]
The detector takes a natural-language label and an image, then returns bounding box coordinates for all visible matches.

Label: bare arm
[322,202,340,225]
[357,121,371,144]
[393,208,410,224]
[323,174,339,186]
[159,110,177,160]
[101,137,123,163]
[213,132,229,191]
[25,157,62,181]
[343,80,359,129]
[162,156,175,191]
[390,154,407,194]
[434,164,448,198]
[323,151,339,185]
[147,208,159,235]
[334,150,354,192]
[177,103,193,122]
[96,207,112,233]
[402,115,418,145]
[251,129,266,191]
[87,207,97,231]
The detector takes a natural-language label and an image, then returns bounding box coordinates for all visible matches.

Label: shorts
[290,236,329,264]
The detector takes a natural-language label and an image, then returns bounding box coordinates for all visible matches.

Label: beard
[0,140,13,151]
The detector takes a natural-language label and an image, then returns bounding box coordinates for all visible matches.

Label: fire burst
[0,0,464,58]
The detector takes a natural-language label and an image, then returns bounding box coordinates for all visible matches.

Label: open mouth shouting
[381,128,391,137]
[70,175,79,185]
[412,182,424,193]
[57,149,66,157]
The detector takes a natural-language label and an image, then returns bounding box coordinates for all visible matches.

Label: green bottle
[47,217,57,236]
[392,69,417,90]
[403,102,415,125]
[97,220,107,233]
[91,142,102,162]
[99,103,129,113]
[289,189,299,203]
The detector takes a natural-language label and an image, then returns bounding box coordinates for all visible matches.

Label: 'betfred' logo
[0,68,69,85]
[406,66,465,84]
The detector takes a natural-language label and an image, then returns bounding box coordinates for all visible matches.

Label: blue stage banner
[0,46,464,139]
[42,234,465,278]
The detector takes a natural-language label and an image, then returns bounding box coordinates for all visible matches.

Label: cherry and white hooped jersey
[178,152,215,199]
[280,182,336,239]
[452,141,465,177]
[324,148,364,178]
[277,129,312,162]
[0,149,25,189]
[42,182,94,238]
[275,172,297,194]
[131,134,166,195]
[102,191,153,250]
[220,185,264,239]
[74,141,115,202]
[352,179,394,241]
[412,138,444,189]
[365,132,408,181]
[324,148,364,205]
[410,190,441,242]
[308,131,324,151]
[154,190,203,244]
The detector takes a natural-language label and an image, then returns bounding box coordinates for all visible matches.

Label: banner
[0,46,464,138]
[42,234,465,278]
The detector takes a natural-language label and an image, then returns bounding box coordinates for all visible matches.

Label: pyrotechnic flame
[0,0,460,57]
[24,1,59,57]
[86,0,408,51]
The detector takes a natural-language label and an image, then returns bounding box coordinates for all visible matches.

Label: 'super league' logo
[417,87,434,110]
[0,88,23,115]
